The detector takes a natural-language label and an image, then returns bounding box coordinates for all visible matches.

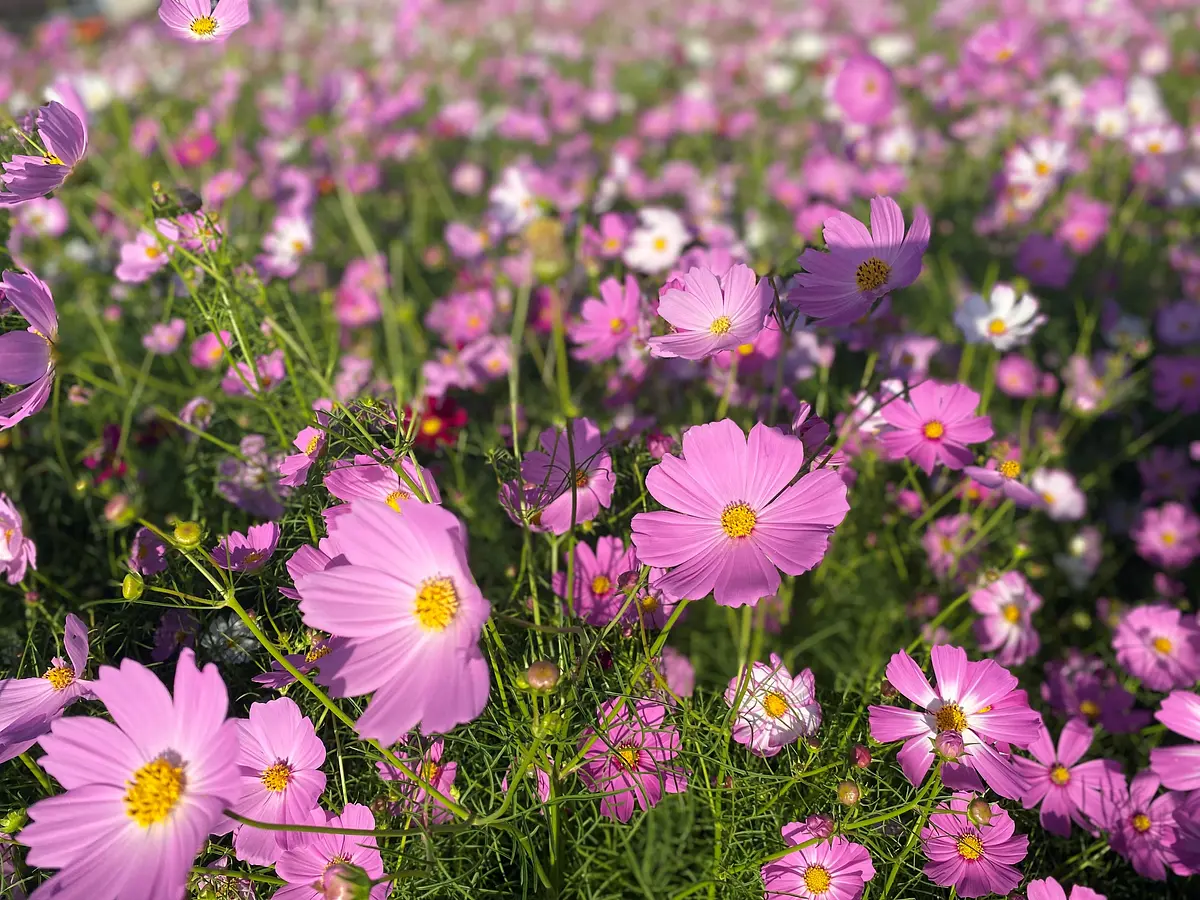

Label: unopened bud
[320,863,372,900]
[525,660,560,692]
[836,781,861,807]
[535,710,564,738]
[173,521,202,549]
[967,797,993,826]
[804,813,834,839]
[879,678,897,699]
[594,648,613,671]
[1,807,27,833]
[617,570,640,590]
[850,744,872,769]
[104,494,133,526]
[122,572,144,601]
[934,730,965,761]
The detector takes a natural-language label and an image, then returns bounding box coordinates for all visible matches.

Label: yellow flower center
[922,420,945,439]
[652,236,667,252]
[414,577,460,631]
[290,239,307,254]
[1050,766,1071,785]
[385,489,412,512]
[466,314,481,329]
[1132,813,1152,833]
[421,760,440,782]
[762,691,789,719]
[615,743,641,771]
[1041,491,1056,505]
[1148,141,1163,155]
[43,665,75,691]
[189,16,218,37]
[854,256,891,292]
[242,549,267,566]
[609,317,626,333]
[1079,700,1100,720]
[591,575,612,596]
[998,460,1021,478]
[997,47,1014,61]
[1034,161,1050,177]
[305,643,331,663]
[639,593,659,612]
[987,317,1008,335]
[803,864,832,894]
[574,468,590,488]
[421,416,443,436]
[305,434,321,454]
[145,246,161,259]
[935,702,967,733]
[720,502,757,538]
[124,757,185,827]
[44,154,65,166]
[1153,636,1173,654]
[1002,603,1021,624]
[737,342,755,356]
[261,761,293,792]
[710,315,732,335]
[1161,532,1176,546]
[956,833,984,861]
[603,237,620,252]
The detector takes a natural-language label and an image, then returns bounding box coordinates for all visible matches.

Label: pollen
[614,742,641,771]
[1034,161,1050,177]
[1153,636,1173,654]
[854,257,891,293]
[762,691,789,719]
[44,154,65,166]
[710,316,732,335]
[385,489,412,512]
[934,702,967,733]
[261,761,293,792]
[803,864,832,894]
[998,460,1021,479]
[1161,532,1177,546]
[955,833,984,861]
[1050,765,1071,785]
[124,757,185,827]
[609,317,626,333]
[189,15,219,37]
[414,576,460,631]
[145,246,161,259]
[305,434,321,455]
[652,236,667,252]
[591,575,612,596]
[987,317,1008,335]
[421,416,443,436]
[1001,603,1021,624]
[1132,813,1152,833]
[305,643,331,663]
[720,502,757,538]
[922,420,945,439]
[43,665,75,691]
[1079,699,1100,720]
[639,593,659,612]
[574,468,590,488]
[737,343,755,356]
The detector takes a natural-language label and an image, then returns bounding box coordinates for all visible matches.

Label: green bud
[122,572,144,601]
[535,711,565,738]
[836,780,861,807]
[173,521,202,550]
[967,797,993,826]
[1,807,27,833]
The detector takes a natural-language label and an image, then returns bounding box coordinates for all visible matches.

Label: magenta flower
[879,382,994,475]
[273,803,387,900]
[555,536,637,625]
[832,55,895,126]
[0,269,58,430]
[1042,653,1150,734]
[790,196,930,325]
[159,0,250,42]
[232,698,326,865]
[1113,604,1200,692]
[296,501,491,743]
[921,793,1027,898]
[569,275,642,363]
[922,513,975,580]
[1013,719,1124,838]
[725,654,821,757]
[323,452,441,516]
[520,418,615,535]
[1151,691,1200,790]
[20,650,240,900]
[1153,356,1200,414]
[0,614,92,763]
[0,492,37,584]
[221,348,287,396]
[579,698,688,822]
[211,522,280,572]
[190,330,232,370]
[1026,877,1106,900]
[1105,772,1188,880]
[868,645,1040,800]
[648,264,772,360]
[252,636,342,690]
[129,526,167,577]
[969,571,1042,666]
[0,102,87,206]
[114,220,179,283]
[376,738,458,826]
[761,820,875,900]
[1131,502,1200,570]
[962,458,1043,508]
[631,420,848,607]
[277,426,326,487]
[151,609,198,663]
[142,318,186,355]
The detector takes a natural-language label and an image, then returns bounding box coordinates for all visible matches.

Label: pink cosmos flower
[578,698,688,822]
[1104,772,1188,880]
[273,804,387,900]
[969,571,1042,666]
[725,654,821,757]
[211,522,280,572]
[0,492,37,584]
[648,264,772,360]
[277,426,325,488]
[296,501,491,743]
[569,275,642,363]
[1131,502,1200,569]
[376,738,458,826]
[0,102,88,206]
[1026,877,1106,900]
[1112,604,1200,692]
[922,513,975,580]
[520,418,615,535]
[114,221,179,283]
[1013,719,1124,838]
[129,526,167,577]
[631,420,849,608]
[152,610,198,663]
[232,698,326,865]
[221,349,287,396]
[159,0,249,42]
[0,269,58,430]
[790,196,930,326]
[20,650,240,900]
[962,458,1042,508]
[921,793,1027,898]
[832,55,896,126]
[761,820,876,900]
[142,318,186,355]
[555,536,637,625]
[324,452,441,516]
[1152,356,1200,414]
[1041,653,1150,734]
[879,382,994,475]
[868,645,1040,800]
[1150,690,1200,790]
[0,614,92,763]
[190,330,233,370]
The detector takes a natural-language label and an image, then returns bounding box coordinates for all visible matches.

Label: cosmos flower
[623,207,691,273]
[868,645,1040,800]
[969,571,1042,667]
[831,54,896,126]
[376,738,459,826]
[569,275,642,363]
[554,536,637,625]
[648,264,772,361]
[211,522,281,572]
[879,382,994,475]
[1042,653,1150,734]
[1150,690,1200,791]
[519,418,615,535]
[158,0,250,43]
[1025,877,1106,900]
[231,698,327,865]
[1131,502,1200,570]
[954,284,1046,350]
[790,196,930,325]
[323,452,441,516]
[1013,719,1124,838]
[296,501,491,743]
[190,330,233,370]
[1104,772,1188,881]
[1029,468,1087,521]
[273,804,388,900]
[725,654,822,757]
[962,458,1042,508]
[1112,604,1200,692]
[277,426,326,488]
[0,102,88,206]
[0,492,37,585]
[0,269,58,430]
[578,698,688,822]
[920,793,1028,898]
[631,419,849,607]
[129,527,167,577]
[761,820,875,900]
[19,650,240,900]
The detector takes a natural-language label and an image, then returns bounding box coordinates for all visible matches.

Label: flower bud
[967,797,993,826]
[879,678,897,699]
[617,570,640,590]
[836,781,861,807]
[646,431,677,460]
[804,813,834,839]
[850,744,872,769]
[525,660,560,692]
[122,572,144,601]
[173,521,202,549]
[535,710,564,738]
[934,730,965,761]
[594,648,613,671]
[1,807,27,833]
[104,494,133,526]
[320,863,373,900]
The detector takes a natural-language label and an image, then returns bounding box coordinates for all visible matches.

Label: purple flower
[0,101,87,206]
[221,349,287,396]
[1138,447,1200,502]
[323,452,441,515]
[920,793,1028,898]
[274,804,387,900]
[832,54,895,126]
[1150,690,1200,791]
[962,459,1043,509]
[128,526,167,577]
[1041,652,1150,734]
[648,264,772,360]
[520,418,615,535]
[218,435,291,519]
[114,220,179,283]
[151,610,198,662]
[0,492,37,585]
[969,571,1042,666]
[1104,772,1188,880]
[1113,604,1200,692]
[1131,502,1200,569]
[922,514,974,580]
[0,269,58,430]
[211,522,280,572]
[141,318,186,354]
[1013,719,1124,838]
[579,698,688,822]
[277,426,325,488]
[252,635,342,690]
[880,382,994,475]
[190,330,232,370]
[761,820,876,900]
[569,275,642,363]
[1153,356,1200,414]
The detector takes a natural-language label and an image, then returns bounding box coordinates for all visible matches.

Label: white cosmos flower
[488,166,540,235]
[1030,468,1087,522]
[622,207,690,274]
[1006,137,1069,189]
[954,284,1046,350]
